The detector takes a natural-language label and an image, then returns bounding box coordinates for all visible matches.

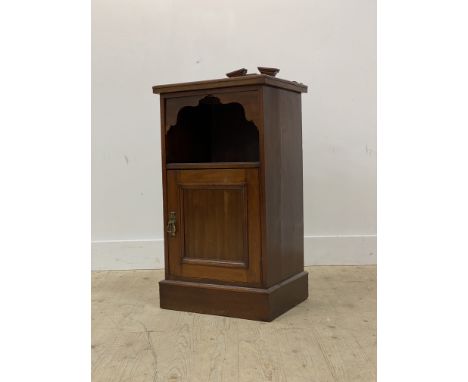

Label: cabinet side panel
[160,96,170,278]
[262,87,304,287]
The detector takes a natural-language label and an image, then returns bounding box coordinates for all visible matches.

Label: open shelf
[165,96,259,164]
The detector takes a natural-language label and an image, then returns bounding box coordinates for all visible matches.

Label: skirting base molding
[160,272,309,322]
[92,235,376,270]
[304,235,377,266]
[91,239,164,270]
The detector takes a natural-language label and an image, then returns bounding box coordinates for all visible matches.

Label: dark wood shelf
[166,162,260,170]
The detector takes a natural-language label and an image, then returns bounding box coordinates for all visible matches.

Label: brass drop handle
[166,211,176,237]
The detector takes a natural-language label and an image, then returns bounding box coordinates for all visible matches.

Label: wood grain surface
[166,168,262,286]
[92,266,376,382]
[261,87,304,287]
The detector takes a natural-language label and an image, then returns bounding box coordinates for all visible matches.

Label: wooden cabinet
[166,167,262,285]
[153,74,308,321]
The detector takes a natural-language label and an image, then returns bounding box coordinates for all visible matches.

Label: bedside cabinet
[153,74,308,321]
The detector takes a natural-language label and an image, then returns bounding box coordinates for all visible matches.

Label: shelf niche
[165,96,259,164]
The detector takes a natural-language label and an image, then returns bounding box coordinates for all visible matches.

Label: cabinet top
[152,74,307,95]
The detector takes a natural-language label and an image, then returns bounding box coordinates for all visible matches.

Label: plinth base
[159,271,308,321]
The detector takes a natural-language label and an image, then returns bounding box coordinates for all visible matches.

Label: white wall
[92,0,376,270]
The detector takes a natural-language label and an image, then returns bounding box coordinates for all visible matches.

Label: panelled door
[166,168,262,285]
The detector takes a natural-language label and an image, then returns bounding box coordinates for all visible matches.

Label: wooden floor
[92,266,376,382]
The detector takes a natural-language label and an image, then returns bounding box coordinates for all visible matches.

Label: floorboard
[92,266,376,382]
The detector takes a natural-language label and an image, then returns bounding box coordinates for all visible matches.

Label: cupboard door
[166,168,261,285]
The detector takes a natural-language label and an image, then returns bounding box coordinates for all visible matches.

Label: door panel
[182,185,247,264]
[166,168,261,285]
